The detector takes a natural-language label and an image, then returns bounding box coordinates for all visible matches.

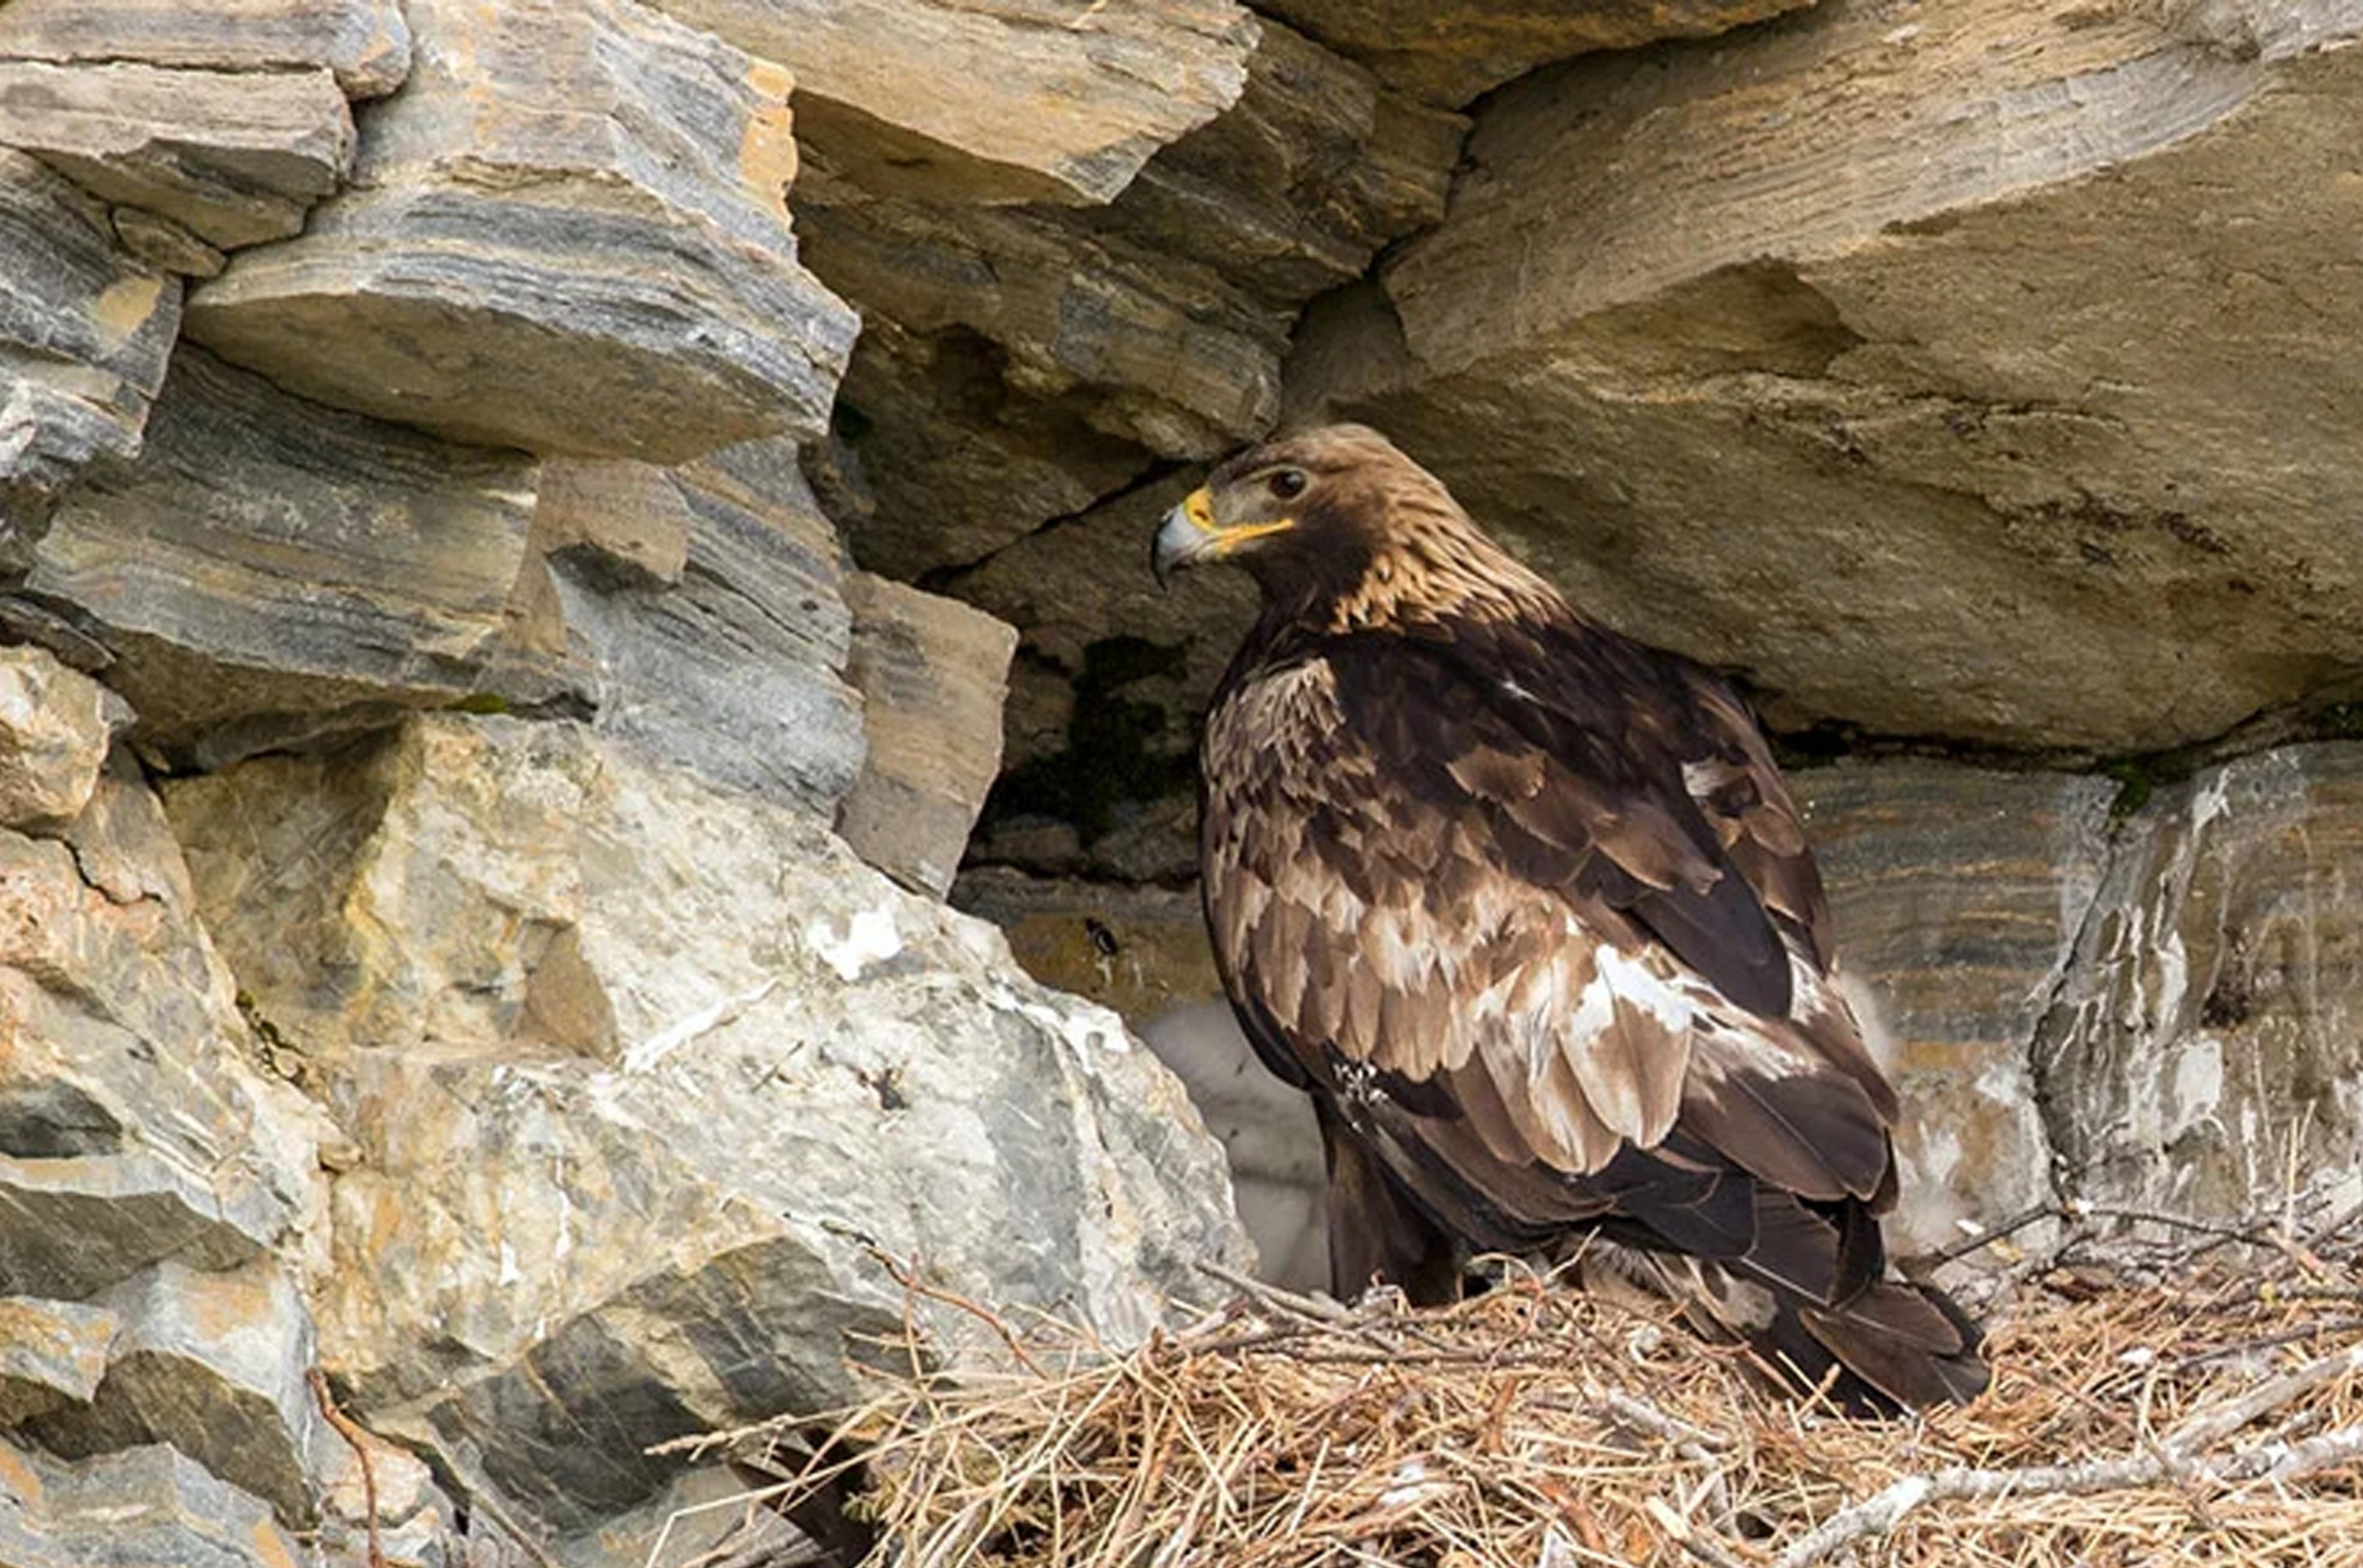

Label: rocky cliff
[4,1,2362,1564]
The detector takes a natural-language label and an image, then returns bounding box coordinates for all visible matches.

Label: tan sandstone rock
[1293,0,2363,754]
[0,60,355,250]
[0,0,412,99]
[185,0,857,463]
[0,648,115,830]
[803,15,1460,578]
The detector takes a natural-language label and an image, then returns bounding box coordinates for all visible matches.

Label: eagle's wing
[1201,624,1894,1228]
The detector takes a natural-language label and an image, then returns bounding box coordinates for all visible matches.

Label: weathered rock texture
[2036,745,2363,1220]
[1796,761,2117,1255]
[23,346,539,766]
[163,714,1251,1535]
[836,571,1019,895]
[0,0,411,527]
[0,153,180,525]
[185,0,856,463]
[1291,0,2363,754]
[654,0,1259,206]
[10,0,2363,1555]
[1254,0,1811,106]
[0,1438,308,1568]
[524,438,870,819]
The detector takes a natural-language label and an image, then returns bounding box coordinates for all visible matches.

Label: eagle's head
[1151,423,1557,630]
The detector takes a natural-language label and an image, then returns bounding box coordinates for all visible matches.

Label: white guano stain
[809,906,902,982]
[622,975,782,1073]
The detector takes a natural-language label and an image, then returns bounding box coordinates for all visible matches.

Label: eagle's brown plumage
[1155,424,1986,1414]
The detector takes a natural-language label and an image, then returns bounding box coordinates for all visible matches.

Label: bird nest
[667,1200,2363,1568]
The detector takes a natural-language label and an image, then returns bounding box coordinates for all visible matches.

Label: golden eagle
[1154,424,1986,1412]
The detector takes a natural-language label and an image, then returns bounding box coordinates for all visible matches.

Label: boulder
[184,0,857,463]
[524,438,869,819]
[161,714,1252,1534]
[651,0,1259,206]
[0,151,180,526]
[23,346,538,769]
[1294,0,2363,753]
[27,1259,319,1527]
[836,572,1018,896]
[0,0,412,99]
[1251,0,1811,107]
[0,60,355,250]
[0,1438,307,1568]
[2036,744,2363,1219]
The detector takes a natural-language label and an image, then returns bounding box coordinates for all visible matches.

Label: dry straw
[662,1194,2363,1568]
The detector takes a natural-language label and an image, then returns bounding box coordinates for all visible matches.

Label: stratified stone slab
[29,1259,319,1527]
[0,0,409,97]
[0,151,179,526]
[185,0,856,463]
[163,714,1251,1536]
[0,1439,306,1568]
[1794,760,2118,1256]
[26,346,536,766]
[0,1297,113,1427]
[652,0,1257,205]
[0,61,353,249]
[1254,0,1810,107]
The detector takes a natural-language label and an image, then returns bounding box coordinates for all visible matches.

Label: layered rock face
[7,0,2363,1561]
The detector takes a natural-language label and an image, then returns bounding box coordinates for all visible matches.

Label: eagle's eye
[1267,468,1308,502]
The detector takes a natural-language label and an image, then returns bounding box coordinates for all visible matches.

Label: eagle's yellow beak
[1151,487,1293,589]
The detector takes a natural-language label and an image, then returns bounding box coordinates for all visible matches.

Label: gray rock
[183,0,857,463]
[0,0,413,99]
[163,714,1252,1536]
[0,1437,307,1568]
[2036,744,2363,1219]
[0,647,115,830]
[0,150,180,525]
[29,1259,319,1528]
[0,754,318,1300]
[650,0,1258,206]
[1794,760,2118,1257]
[836,572,1018,896]
[530,439,869,819]
[0,1296,114,1426]
[1294,0,2363,753]
[26,346,538,768]
[0,60,354,250]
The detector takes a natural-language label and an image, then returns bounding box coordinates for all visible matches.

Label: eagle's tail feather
[1595,1188,1989,1415]
[1727,1190,1989,1414]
